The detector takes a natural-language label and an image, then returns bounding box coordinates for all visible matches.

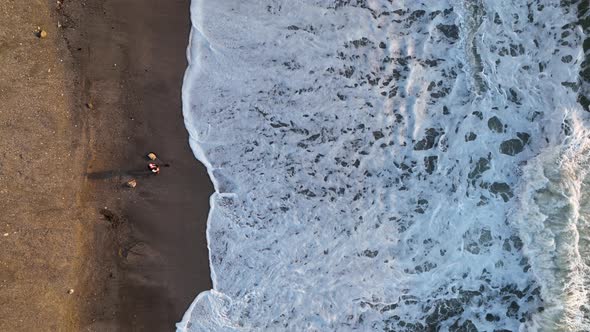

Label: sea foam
[178,0,590,330]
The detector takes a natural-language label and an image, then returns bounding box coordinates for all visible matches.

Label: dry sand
[0,0,212,330]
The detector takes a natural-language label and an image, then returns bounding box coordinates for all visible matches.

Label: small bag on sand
[126,179,137,188]
[147,152,157,160]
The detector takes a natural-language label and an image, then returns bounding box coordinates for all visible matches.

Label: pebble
[67,289,74,295]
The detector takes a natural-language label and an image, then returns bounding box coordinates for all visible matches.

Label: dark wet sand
[113,2,213,330]
[0,0,211,329]
[61,0,213,330]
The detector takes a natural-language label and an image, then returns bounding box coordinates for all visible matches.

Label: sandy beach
[0,0,212,330]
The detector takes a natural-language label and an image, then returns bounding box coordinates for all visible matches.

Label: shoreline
[0,0,213,330]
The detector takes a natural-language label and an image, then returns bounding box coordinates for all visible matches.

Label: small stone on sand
[125,179,137,188]
[86,102,94,109]
[147,152,157,160]
[39,30,47,38]
[67,289,74,295]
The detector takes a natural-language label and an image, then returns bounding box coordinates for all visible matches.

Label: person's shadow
[86,168,153,180]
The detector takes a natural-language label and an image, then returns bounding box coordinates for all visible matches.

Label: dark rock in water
[424,59,440,67]
[477,195,490,206]
[298,189,316,198]
[490,182,513,202]
[437,24,460,39]
[521,258,531,272]
[413,128,440,150]
[362,249,378,258]
[506,301,520,318]
[508,88,521,104]
[379,41,386,49]
[449,319,478,332]
[561,81,578,91]
[408,9,426,22]
[502,239,512,252]
[306,133,320,141]
[415,198,429,214]
[424,155,438,174]
[494,12,503,24]
[343,65,355,78]
[414,261,436,273]
[516,132,530,144]
[487,116,504,133]
[538,62,546,72]
[458,289,482,302]
[425,298,464,327]
[466,242,480,254]
[509,44,525,56]
[373,130,385,140]
[579,95,590,112]
[270,121,289,128]
[349,37,372,48]
[427,81,436,91]
[479,229,492,246]
[581,65,590,83]
[500,138,524,156]
[485,313,500,322]
[443,105,450,115]
[561,54,573,63]
[501,284,527,299]
[465,132,477,142]
[388,86,398,98]
[510,235,523,251]
[468,158,490,179]
[380,303,398,314]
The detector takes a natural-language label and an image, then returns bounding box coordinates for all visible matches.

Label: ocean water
[178,0,590,331]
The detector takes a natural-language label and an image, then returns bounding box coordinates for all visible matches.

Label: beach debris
[3,233,8,237]
[67,289,74,295]
[100,208,124,229]
[86,102,94,110]
[35,27,48,38]
[125,179,137,188]
[147,152,157,160]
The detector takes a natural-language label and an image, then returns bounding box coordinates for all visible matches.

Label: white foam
[178,0,590,330]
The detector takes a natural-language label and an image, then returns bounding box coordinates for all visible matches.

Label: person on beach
[148,162,160,175]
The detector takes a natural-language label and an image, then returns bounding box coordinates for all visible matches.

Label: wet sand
[1,0,212,330]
